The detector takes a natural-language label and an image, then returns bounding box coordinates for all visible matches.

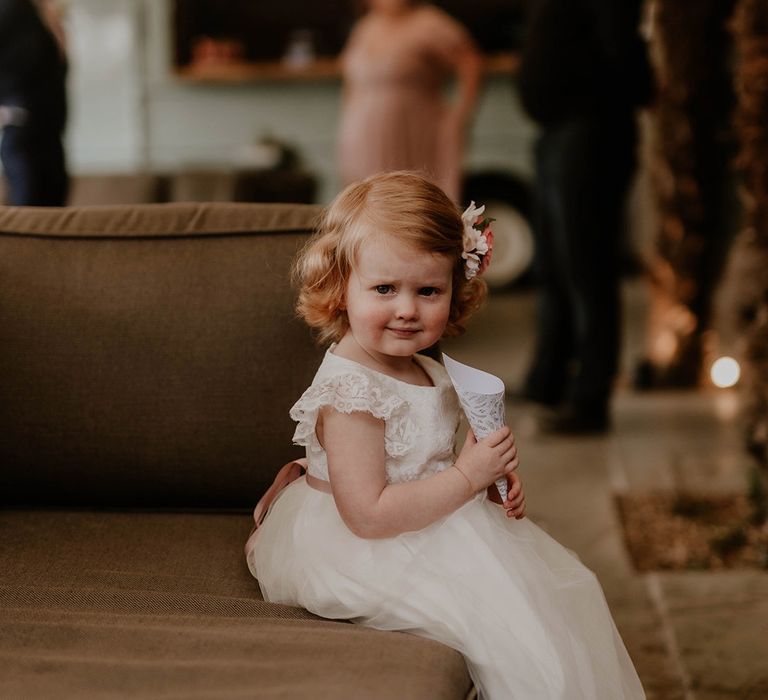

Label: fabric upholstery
[0,510,471,699]
[0,203,326,508]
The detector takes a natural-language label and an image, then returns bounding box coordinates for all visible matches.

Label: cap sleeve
[289,369,413,458]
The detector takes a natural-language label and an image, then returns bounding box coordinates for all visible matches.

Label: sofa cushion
[0,203,325,508]
[0,509,472,699]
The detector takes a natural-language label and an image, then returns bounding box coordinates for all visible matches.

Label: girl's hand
[488,472,526,519]
[455,426,518,493]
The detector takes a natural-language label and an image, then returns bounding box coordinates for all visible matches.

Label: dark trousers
[524,111,637,411]
[1,124,68,206]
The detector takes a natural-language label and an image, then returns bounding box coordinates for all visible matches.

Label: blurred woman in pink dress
[338,0,482,201]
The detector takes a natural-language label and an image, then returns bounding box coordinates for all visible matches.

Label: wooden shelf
[175,57,341,83]
[175,52,519,84]
[487,52,520,75]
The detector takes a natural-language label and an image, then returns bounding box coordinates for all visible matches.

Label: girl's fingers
[498,439,516,457]
[487,426,511,447]
[505,481,522,502]
[499,441,518,464]
[496,439,515,457]
[504,474,524,506]
[500,446,517,466]
[501,457,519,477]
[506,498,526,518]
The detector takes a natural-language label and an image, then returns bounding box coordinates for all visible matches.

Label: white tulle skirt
[247,477,645,700]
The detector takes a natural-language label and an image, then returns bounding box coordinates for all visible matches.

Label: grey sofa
[0,202,472,699]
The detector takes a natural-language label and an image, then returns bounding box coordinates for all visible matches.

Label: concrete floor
[442,280,768,700]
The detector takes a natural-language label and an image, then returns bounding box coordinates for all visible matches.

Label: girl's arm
[321,408,517,539]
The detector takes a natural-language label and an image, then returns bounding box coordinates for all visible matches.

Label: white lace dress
[247,350,645,700]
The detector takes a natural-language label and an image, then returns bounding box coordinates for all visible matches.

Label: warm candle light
[710,356,740,388]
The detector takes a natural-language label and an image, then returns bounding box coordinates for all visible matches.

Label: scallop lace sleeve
[289,370,414,457]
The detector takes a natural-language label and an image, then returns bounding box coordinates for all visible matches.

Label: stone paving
[443,282,768,700]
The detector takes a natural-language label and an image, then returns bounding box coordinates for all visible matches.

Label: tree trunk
[638,0,738,388]
[733,0,768,505]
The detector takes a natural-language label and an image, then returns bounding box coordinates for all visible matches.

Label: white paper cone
[442,353,508,502]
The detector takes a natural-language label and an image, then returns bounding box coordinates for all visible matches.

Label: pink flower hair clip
[461,201,495,280]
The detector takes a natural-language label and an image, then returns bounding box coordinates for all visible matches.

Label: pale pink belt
[245,458,332,553]
[305,472,332,493]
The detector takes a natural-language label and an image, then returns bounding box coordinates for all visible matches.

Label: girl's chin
[383,338,437,357]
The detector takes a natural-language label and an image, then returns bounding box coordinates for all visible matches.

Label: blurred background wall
[64,0,537,203]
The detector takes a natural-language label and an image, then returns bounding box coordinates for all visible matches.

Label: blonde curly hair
[294,171,487,346]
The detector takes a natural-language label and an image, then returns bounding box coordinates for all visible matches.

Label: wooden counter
[175,52,519,84]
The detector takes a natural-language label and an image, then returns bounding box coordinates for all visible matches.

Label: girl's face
[343,236,453,365]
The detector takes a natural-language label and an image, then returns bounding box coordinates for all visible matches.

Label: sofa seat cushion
[0,510,472,699]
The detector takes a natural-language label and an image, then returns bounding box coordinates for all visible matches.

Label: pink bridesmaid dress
[338,6,472,201]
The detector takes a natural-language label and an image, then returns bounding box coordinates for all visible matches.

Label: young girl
[246,172,645,699]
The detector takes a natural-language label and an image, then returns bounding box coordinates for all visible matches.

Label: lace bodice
[290,349,461,484]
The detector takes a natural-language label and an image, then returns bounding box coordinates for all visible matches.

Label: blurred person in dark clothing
[516,0,653,432]
[0,0,68,206]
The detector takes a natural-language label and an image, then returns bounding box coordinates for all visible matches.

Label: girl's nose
[396,295,418,319]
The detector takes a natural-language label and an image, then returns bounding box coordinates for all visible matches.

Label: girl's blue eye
[375,285,393,294]
[419,287,439,297]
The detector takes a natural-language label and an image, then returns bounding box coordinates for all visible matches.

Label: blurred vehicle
[463,169,534,288]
